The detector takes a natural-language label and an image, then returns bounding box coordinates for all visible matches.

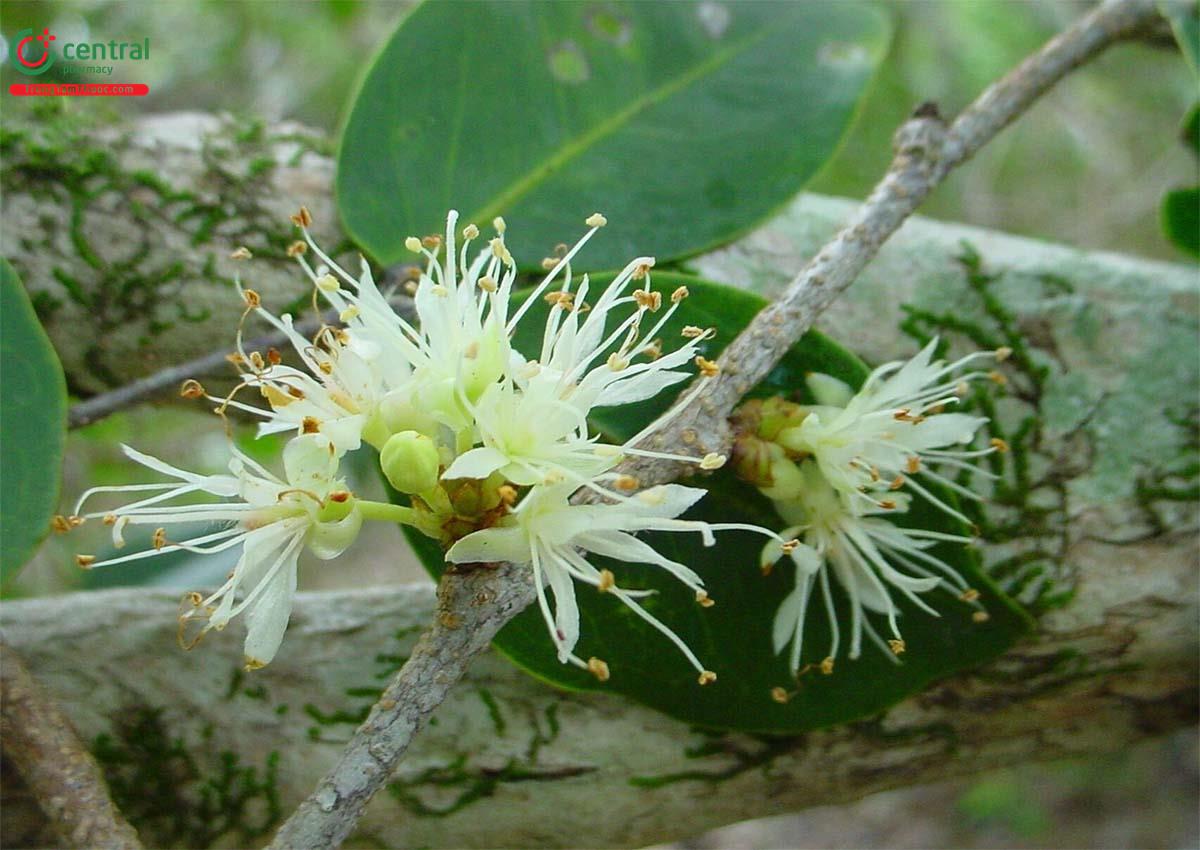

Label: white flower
[444,256,717,486]
[761,460,984,673]
[222,306,393,454]
[774,338,1004,522]
[73,435,362,668]
[445,482,775,683]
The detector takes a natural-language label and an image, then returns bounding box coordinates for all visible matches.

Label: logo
[10,28,57,76]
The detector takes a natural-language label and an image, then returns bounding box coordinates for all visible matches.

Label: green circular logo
[10,28,56,76]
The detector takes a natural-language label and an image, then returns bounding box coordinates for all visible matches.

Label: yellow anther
[462,223,480,240]
[771,687,791,704]
[972,611,991,623]
[696,590,715,608]
[286,241,307,257]
[51,515,72,534]
[477,275,497,292]
[339,306,360,322]
[988,370,1008,386]
[698,670,717,686]
[229,246,253,260]
[585,212,607,228]
[290,206,313,227]
[888,639,906,655]
[597,569,615,593]
[180,379,206,399]
[820,657,834,675]
[607,352,629,372]
[681,325,705,339]
[153,528,167,550]
[781,538,800,555]
[75,554,96,568]
[995,346,1012,361]
[421,235,442,250]
[671,286,689,304]
[633,289,662,311]
[405,236,423,253]
[302,416,321,434]
[695,356,719,378]
[587,657,610,681]
[906,456,921,474]
[242,289,261,308]
[990,437,1009,452]
[959,588,981,602]
[614,474,639,491]
[699,453,726,470]
[493,216,507,235]
[315,273,339,293]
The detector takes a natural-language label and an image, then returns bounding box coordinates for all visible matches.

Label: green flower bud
[760,448,805,501]
[757,396,807,441]
[381,430,441,495]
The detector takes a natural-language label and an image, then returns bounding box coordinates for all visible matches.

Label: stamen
[290,207,313,228]
[587,657,610,681]
[671,286,689,304]
[697,670,717,685]
[286,241,307,257]
[699,453,726,470]
[75,554,96,568]
[695,356,719,378]
[597,569,615,592]
[585,212,607,228]
[229,246,253,260]
[888,639,906,655]
[696,590,715,608]
[771,686,791,704]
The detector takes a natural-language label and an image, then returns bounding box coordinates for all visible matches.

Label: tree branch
[612,0,1164,489]
[267,564,536,850]
[0,640,143,850]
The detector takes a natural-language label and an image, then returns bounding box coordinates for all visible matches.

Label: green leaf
[338,1,891,271]
[1,259,67,579]
[1182,103,1199,157]
[1163,0,1200,77]
[1162,186,1200,258]
[403,274,1029,733]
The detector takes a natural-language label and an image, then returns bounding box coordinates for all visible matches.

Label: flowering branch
[0,641,143,850]
[266,563,536,850]
[67,295,415,430]
[610,0,1164,489]
[261,2,1170,848]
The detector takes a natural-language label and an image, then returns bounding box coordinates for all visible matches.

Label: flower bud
[731,433,773,488]
[381,431,441,495]
[757,396,807,441]
[760,449,805,501]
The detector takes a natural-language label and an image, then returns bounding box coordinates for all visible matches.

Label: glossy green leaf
[1,259,67,579]
[1164,0,1199,77]
[1183,103,1199,156]
[338,1,890,271]
[1162,186,1200,258]
[403,274,1029,733]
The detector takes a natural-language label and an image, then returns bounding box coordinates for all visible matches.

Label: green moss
[900,243,1076,615]
[92,706,281,849]
[629,731,803,789]
[2,104,333,387]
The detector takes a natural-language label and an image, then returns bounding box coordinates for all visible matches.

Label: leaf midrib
[461,17,776,228]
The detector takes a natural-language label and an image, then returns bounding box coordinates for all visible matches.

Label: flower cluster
[742,339,1008,680]
[68,209,781,678]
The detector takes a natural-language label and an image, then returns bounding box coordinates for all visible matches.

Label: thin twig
[608,0,1163,490]
[0,640,143,850]
[269,1,1163,846]
[67,295,415,430]
[267,563,535,850]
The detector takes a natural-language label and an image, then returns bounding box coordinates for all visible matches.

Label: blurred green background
[1,1,1195,848]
